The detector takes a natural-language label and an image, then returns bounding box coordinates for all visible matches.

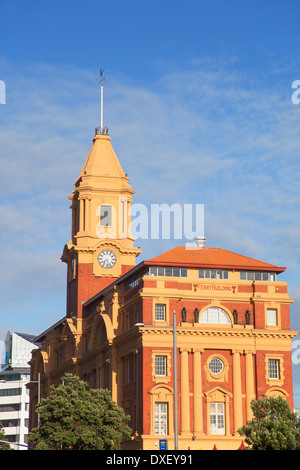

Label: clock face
[97,250,117,269]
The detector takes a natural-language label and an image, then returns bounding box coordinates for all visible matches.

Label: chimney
[195,236,206,248]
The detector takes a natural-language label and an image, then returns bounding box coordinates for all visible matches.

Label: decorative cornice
[114,326,298,340]
[69,241,141,256]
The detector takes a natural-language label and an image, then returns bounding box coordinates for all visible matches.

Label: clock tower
[61,128,142,319]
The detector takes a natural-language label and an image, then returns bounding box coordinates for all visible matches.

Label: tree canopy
[28,373,132,450]
[238,396,300,450]
[0,422,11,450]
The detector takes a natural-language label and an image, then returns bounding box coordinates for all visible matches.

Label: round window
[208,357,224,374]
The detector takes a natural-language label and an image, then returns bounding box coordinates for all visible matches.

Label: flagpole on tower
[101,84,104,131]
[96,68,108,135]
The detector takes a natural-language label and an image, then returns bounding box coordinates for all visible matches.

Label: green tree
[0,421,11,450]
[28,373,132,450]
[238,396,300,450]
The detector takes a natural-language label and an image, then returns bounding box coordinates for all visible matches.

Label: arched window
[199,307,231,324]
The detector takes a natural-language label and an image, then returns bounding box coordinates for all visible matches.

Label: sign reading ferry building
[28,125,298,450]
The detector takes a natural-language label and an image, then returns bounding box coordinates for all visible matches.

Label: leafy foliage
[238,396,300,450]
[0,421,11,450]
[28,374,132,450]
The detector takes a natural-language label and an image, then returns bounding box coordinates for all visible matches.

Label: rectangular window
[148,267,187,277]
[100,205,112,226]
[6,435,18,443]
[155,356,167,376]
[165,267,172,277]
[267,309,277,326]
[0,388,21,397]
[199,269,228,279]
[210,403,225,434]
[155,402,168,435]
[218,270,229,279]
[0,404,21,412]
[155,304,166,321]
[239,271,276,281]
[173,268,180,277]
[268,359,280,379]
[1,419,19,427]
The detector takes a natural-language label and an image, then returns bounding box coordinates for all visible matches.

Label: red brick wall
[222,302,253,325]
[253,301,265,329]
[280,303,291,330]
[142,347,155,435]
[142,298,153,324]
[169,300,209,324]
[255,350,294,408]
[67,263,118,318]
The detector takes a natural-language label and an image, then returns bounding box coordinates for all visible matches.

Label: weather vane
[95,68,108,134]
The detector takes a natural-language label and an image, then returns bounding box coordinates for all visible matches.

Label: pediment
[204,386,232,402]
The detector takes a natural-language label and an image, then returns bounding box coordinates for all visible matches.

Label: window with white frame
[240,271,276,281]
[155,356,167,376]
[198,269,229,279]
[100,204,112,226]
[210,402,225,434]
[155,304,166,321]
[208,357,224,375]
[199,307,231,324]
[267,308,277,326]
[155,402,168,435]
[148,266,187,277]
[268,359,280,379]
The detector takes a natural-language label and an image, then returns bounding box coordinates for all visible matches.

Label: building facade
[28,128,298,450]
[0,331,39,449]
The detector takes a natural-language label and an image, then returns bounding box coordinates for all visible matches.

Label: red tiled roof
[147,246,285,273]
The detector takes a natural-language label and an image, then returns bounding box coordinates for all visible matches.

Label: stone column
[116,356,123,407]
[193,349,203,434]
[225,396,231,435]
[86,197,91,233]
[79,198,84,232]
[180,348,190,434]
[245,350,255,421]
[232,350,243,433]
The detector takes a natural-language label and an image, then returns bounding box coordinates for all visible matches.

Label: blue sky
[1,0,300,404]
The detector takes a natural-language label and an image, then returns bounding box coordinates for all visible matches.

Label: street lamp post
[173,311,178,450]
